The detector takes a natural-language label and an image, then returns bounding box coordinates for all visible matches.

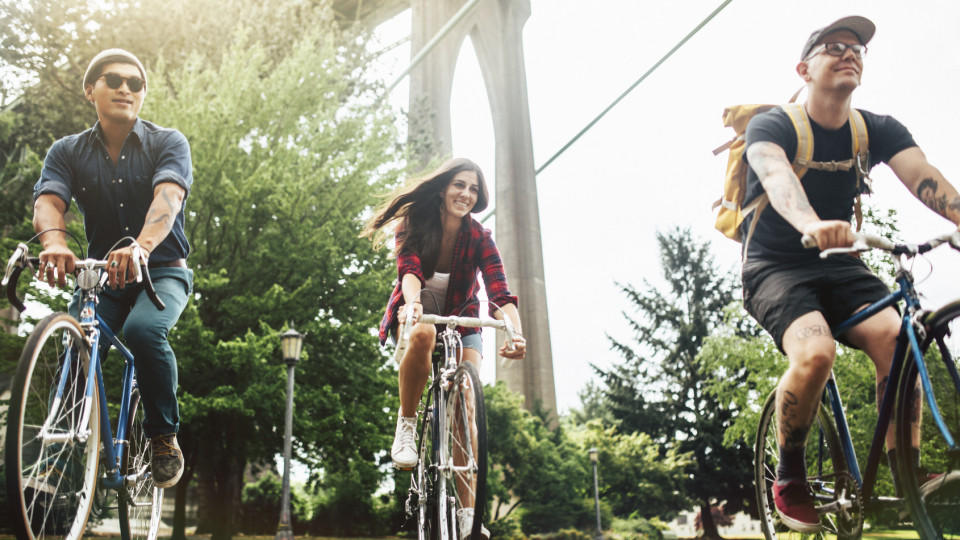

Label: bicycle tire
[118,387,165,540]
[896,301,960,539]
[439,361,487,540]
[755,388,859,539]
[5,312,101,540]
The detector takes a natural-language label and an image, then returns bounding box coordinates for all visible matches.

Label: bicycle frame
[48,288,139,493]
[823,262,960,503]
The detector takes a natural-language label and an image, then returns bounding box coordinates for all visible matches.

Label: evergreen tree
[598,226,752,539]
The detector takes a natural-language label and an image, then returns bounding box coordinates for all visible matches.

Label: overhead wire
[479,0,734,224]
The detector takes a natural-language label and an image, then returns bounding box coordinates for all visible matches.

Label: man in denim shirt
[33,48,193,488]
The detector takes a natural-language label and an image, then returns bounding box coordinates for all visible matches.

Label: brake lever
[2,243,28,287]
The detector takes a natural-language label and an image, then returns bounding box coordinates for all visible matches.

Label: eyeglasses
[98,73,145,93]
[805,42,867,61]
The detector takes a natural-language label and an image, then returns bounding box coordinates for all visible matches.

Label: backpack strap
[849,109,870,231]
[781,103,813,178]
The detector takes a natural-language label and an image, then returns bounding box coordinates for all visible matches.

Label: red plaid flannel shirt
[378,217,519,344]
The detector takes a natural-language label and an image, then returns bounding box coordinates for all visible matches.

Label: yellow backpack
[712,102,870,247]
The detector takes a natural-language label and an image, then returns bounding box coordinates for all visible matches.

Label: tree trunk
[699,500,723,540]
[171,431,198,540]
[208,450,244,540]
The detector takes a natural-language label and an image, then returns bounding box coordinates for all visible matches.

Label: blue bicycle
[754,229,960,539]
[3,235,166,540]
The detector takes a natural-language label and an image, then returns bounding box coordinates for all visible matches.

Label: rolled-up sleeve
[397,249,425,286]
[477,229,518,316]
[151,130,193,195]
[34,139,74,206]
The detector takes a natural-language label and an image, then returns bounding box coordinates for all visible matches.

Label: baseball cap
[800,16,875,60]
[82,48,147,91]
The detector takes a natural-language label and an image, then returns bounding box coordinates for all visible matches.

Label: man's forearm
[137,183,184,255]
[747,141,820,231]
[915,175,960,226]
[33,195,69,249]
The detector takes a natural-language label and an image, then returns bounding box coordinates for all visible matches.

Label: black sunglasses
[98,73,145,93]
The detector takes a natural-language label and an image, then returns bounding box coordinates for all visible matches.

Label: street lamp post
[276,324,304,540]
[589,447,603,540]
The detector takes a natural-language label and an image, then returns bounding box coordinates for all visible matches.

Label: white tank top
[422,272,449,314]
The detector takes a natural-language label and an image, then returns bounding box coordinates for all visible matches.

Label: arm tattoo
[144,186,180,226]
[950,196,960,213]
[748,142,816,224]
[917,178,945,214]
[796,324,830,339]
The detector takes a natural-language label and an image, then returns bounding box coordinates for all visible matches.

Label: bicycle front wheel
[897,301,960,539]
[5,312,101,540]
[440,361,487,540]
[755,389,859,539]
[118,387,164,540]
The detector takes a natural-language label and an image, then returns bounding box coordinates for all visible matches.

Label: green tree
[485,382,594,534]
[141,27,401,539]
[1,4,405,539]
[598,226,753,539]
[565,419,691,520]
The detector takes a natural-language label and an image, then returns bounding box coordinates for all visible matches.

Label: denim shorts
[742,255,891,353]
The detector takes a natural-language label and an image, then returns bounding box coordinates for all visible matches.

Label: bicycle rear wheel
[755,389,860,539]
[440,362,487,540]
[118,387,164,540]
[897,301,960,539]
[5,312,101,540]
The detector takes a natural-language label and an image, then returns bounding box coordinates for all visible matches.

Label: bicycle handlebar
[801,229,960,259]
[392,307,518,366]
[2,243,166,313]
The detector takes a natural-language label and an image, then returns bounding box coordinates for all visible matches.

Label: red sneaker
[773,479,821,533]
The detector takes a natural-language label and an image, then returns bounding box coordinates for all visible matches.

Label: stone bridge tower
[406,0,557,418]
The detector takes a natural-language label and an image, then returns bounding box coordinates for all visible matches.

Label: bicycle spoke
[6,313,101,540]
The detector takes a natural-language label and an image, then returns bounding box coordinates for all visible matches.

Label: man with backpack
[739,16,960,532]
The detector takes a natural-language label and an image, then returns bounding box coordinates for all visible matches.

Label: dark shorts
[742,255,891,353]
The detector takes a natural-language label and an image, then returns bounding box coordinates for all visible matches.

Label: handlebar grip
[6,264,27,313]
[5,257,39,313]
[141,264,166,311]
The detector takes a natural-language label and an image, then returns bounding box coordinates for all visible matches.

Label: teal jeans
[69,267,193,438]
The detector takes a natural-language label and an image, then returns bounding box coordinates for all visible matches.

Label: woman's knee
[408,324,436,350]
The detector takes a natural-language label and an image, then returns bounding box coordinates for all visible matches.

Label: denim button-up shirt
[34,118,193,263]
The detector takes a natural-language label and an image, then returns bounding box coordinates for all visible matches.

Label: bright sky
[373,0,960,413]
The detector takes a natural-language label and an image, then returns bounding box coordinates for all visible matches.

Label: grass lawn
[688,531,919,540]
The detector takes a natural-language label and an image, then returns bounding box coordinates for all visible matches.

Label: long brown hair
[363,158,489,279]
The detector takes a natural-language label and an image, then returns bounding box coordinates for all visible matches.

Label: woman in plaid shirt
[365,158,525,533]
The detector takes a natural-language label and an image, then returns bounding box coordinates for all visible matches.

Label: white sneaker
[457,507,490,539]
[391,412,418,469]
